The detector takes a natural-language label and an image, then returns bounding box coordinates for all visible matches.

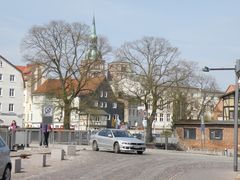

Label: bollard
[42,154,47,167]
[51,149,64,160]
[14,158,21,173]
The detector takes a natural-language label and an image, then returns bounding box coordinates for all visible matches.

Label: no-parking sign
[43,105,53,117]
[42,105,53,123]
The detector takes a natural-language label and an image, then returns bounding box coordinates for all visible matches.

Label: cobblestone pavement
[11,146,237,180]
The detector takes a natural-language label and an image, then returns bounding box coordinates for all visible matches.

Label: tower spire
[92,15,96,35]
[85,15,102,61]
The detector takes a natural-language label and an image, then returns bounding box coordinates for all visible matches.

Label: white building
[0,55,24,127]
[16,64,46,128]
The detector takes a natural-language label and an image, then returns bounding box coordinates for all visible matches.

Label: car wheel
[114,142,120,153]
[137,151,143,155]
[92,141,99,151]
[2,165,11,180]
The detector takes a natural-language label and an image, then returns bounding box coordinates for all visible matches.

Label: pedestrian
[40,123,52,148]
[8,120,18,150]
[9,120,17,132]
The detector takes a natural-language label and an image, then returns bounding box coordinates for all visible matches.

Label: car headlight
[121,142,130,145]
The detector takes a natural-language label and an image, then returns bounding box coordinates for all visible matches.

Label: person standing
[40,123,52,147]
[8,120,17,150]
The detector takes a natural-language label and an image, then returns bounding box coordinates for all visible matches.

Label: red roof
[16,64,34,74]
[33,76,105,96]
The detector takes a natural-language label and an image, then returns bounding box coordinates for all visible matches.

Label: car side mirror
[107,134,112,138]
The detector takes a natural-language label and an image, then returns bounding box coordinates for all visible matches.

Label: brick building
[174,120,240,151]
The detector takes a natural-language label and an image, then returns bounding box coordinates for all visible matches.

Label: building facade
[213,84,237,121]
[30,76,124,130]
[0,56,24,127]
[175,120,240,152]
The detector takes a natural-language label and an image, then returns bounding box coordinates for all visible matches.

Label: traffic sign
[43,105,53,117]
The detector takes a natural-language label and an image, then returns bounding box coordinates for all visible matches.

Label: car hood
[115,137,145,144]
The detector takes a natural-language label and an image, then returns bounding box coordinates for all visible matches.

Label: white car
[90,129,146,154]
[0,136,11,180]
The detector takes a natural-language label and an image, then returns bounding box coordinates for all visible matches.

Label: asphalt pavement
[10,144,239,180]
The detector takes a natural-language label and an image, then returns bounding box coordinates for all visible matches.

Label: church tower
[81,16,105,77]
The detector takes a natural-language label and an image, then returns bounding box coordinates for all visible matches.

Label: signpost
[200,115,205,150]
[42,105,54,146]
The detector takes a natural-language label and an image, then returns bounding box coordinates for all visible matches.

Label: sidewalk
[11,144,91,180]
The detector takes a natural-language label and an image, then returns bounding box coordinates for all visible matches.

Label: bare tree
[171,67,220,122]
[21,21,111,129]
[116,36,192,143]
[97,35,112,59]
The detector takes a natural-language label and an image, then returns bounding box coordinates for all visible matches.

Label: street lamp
[203,60,240,172]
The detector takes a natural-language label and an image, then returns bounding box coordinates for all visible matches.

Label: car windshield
[112,130,133,138]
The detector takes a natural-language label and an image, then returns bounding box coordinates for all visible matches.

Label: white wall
[0,57,24,127]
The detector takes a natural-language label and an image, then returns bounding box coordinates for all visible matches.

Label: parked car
[0,136,12,180]
[90,129,146,154]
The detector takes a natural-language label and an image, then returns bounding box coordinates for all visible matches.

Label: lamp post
[203,60,240,172]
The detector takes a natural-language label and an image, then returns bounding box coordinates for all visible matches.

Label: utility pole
[203,59,240,172]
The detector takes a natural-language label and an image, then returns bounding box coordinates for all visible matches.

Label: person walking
[40,123,52,148]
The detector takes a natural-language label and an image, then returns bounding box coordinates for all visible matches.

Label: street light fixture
[203,60,240,172]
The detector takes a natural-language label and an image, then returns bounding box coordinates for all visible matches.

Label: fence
[0,128,90,149]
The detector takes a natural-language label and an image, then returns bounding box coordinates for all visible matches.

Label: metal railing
[0,128,90,149]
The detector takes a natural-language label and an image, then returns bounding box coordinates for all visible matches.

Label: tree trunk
[145,117,153,143]
[63,105,71,129]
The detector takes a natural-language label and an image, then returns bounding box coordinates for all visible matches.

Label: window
[0,74,2,81]
[100,102,104,108]
[9,88,15,97]
[210,129,223,140]
[132,109,135,116]
[184,128,196,139]
[0,102,2,111]
[94,101,98,107]
[160,100,163,110]
[104,91,108,98]
[9,104,14,112]
[112,102,117,109]
[160,113,163,121]
[167,114,170,121]
[0,88,2,96]
[0,60,2,67]
[10,75,15,82]
[104,102,108,108]
[98,129,108,137]
[229,111,234,119]
[100,91,103,97]
[167,102,170,109]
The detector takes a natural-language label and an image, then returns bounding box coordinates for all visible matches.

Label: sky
[0,0,239,91]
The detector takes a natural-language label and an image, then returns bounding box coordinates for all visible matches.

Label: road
[13,149,237,180]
